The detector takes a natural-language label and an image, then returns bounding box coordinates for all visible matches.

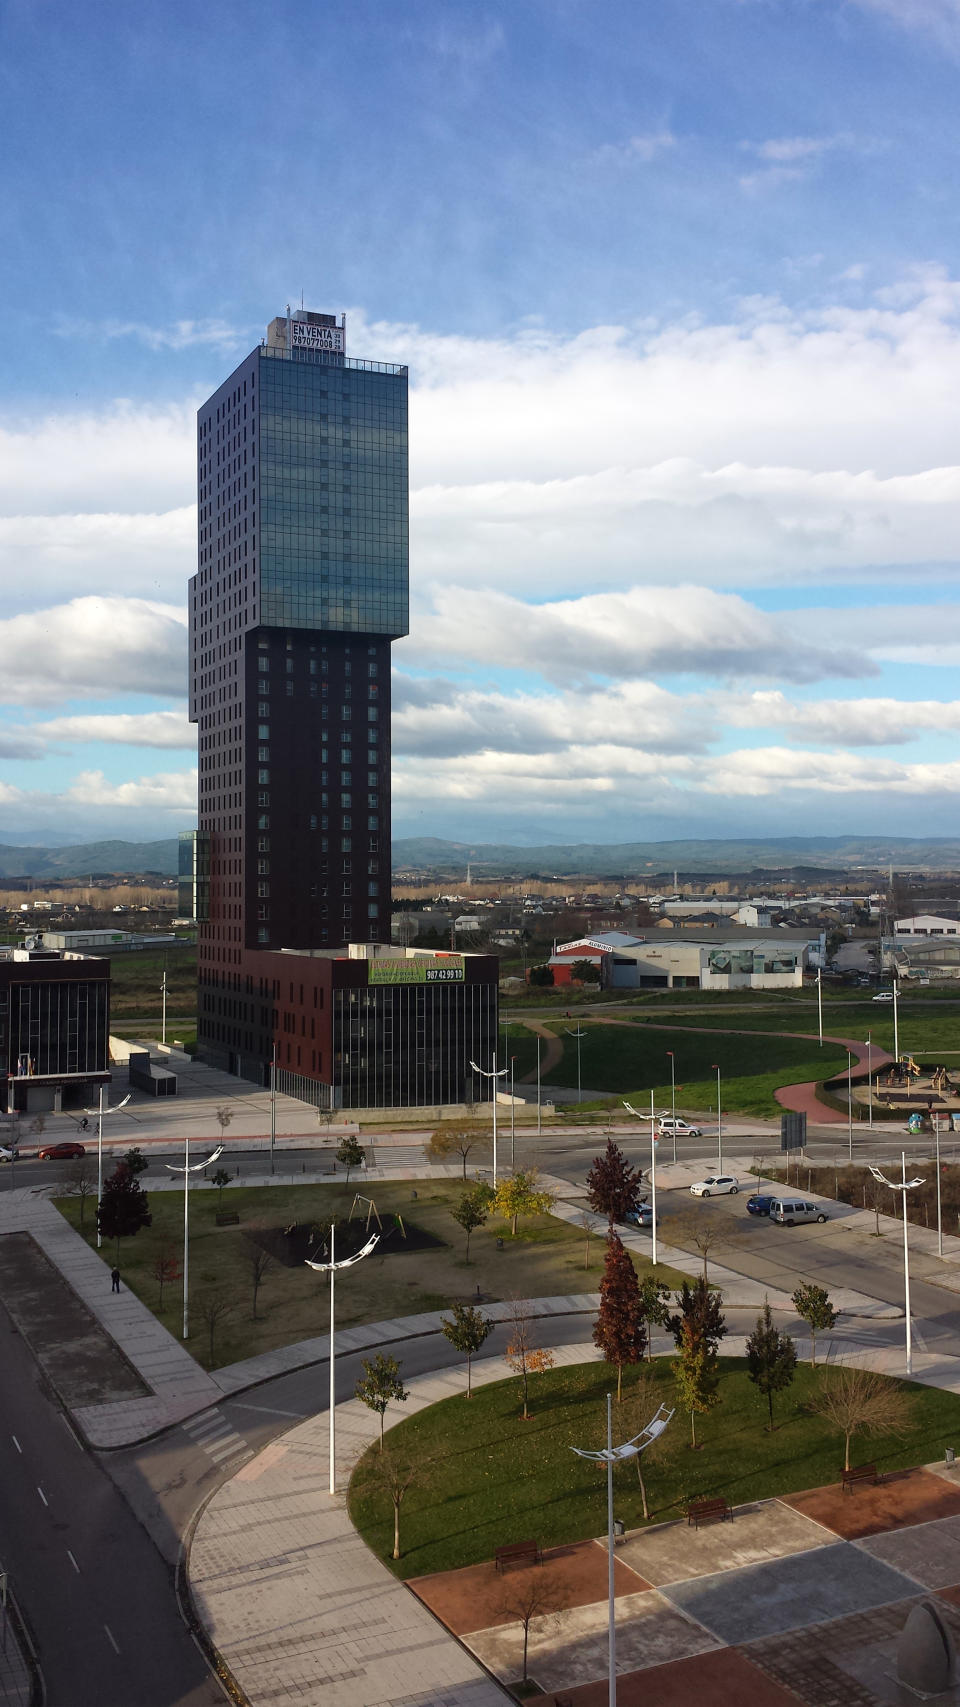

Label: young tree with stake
[637,1273,672,1359]
[493,1169,552,1236]
[355,1354,409,1450]
[440,1301,493,1396]
[505,1296,555,1419]
[745,1301,797,1431]
[336,1135,364,1182]
[450,1183,491,1261]
[791,1283,837,1367]
[672,1317,719,1448]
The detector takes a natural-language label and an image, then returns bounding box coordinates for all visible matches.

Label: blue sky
[3,0,960,845]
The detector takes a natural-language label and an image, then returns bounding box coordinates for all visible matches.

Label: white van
[769,1198,828,1226]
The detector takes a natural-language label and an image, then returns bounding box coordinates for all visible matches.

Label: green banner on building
[369,956,465,985]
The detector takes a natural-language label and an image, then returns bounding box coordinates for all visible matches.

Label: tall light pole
[269,1042,277,1175]
[510,1056,516,1170]
[306,1226,379,1494]
[866,1033,873,1128]
[536,1034,542,1136]
[165,1138,223,1340]
[666,1051,677,1164]
[565,1026,586,1104]
[623,1097,658,1265]
[712,1064,722,1171]
[84,1088,131,1250]
[869,1153,925,1375]
[817,966,823,1047]
[935,1114,943,1260]
[846,1049,854,1164]
[893,977,900,1063]
[160,968,168,1047]
[469,1052,508,1185]
[572,1399,674,1707]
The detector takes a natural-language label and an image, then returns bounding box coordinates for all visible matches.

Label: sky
[3,0,960,848]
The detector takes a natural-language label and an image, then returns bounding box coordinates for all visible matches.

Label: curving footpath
[188,1331,960,1707]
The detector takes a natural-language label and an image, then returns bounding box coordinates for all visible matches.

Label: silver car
[769,1198,828,1226]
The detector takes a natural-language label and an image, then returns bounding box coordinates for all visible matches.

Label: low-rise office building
[0,942,111,1114]
[548,929,815,990]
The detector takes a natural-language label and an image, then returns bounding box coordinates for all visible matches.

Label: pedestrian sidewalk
[189,1332,960,1707]
[0,1591,34,1707]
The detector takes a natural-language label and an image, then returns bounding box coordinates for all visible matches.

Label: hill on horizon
[2,832,960,883]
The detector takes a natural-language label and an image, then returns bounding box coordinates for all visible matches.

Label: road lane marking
[103,1625,119,1654]
[11,1435,21,1453]
[231,1401,303,1418]
[67,1550,80,1573]
[36,1486,47,1507]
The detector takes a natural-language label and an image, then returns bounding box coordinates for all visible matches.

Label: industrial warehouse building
[546,929,818,991]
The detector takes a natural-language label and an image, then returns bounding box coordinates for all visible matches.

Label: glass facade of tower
[258,352,408,638]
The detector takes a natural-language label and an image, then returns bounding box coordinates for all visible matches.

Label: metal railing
[259,344,406,377]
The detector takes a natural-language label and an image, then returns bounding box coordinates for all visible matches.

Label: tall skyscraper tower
[186,308,409,1080]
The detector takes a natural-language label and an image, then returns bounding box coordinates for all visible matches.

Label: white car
[657,1116,702,1138]
[873,990,894,1002]
[0,1144,19,1163]
[690,1175,739,1197]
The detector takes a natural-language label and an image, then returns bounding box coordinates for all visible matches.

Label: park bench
[216,1211,240,1226]
[495,1539,541,1573]
[842,1462,879,1492]
[686,1497,732,1529]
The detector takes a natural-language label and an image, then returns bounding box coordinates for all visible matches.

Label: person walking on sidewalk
[110,1267,121,1293]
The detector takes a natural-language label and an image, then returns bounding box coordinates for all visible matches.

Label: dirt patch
[784,1467,960,1540]
[0,1232,148,1406]
[410,1539,649,1635]
[243,1213,447,1269]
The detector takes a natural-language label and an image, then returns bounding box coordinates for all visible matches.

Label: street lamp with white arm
[868,1154,925,1374]
[165,1140,224,1341]
[306,1228,380,1494]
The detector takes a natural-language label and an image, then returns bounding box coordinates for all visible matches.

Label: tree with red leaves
[585,1137,644,1230]
[593,1233,646,1400]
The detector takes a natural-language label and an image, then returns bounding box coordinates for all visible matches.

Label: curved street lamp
[572,1397,674,1707]
[469,1052,508,1185]
[306,1227,379,1494]
[165,1139,223,1341]
[868,1153,925,1374]
[83,1089,132,1250]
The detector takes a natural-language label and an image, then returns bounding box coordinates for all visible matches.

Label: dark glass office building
[187,310,497,1103]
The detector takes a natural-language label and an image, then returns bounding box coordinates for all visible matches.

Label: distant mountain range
[2,832,960,883]
[0,840,181,879]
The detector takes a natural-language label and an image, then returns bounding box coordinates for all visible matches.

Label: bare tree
[810,1366,915,1471]
[153,1243,180,1309]
[368,1448,431,1559]
[665,1210,743,1282]
[195,1287,235,1363]
[425,1124,489,1180]
[576,1210,597,1271]
[241,1236,276,1319]
[494,1567,571,1685]
[505,1297,555,1420]
[65,1157,96,1229]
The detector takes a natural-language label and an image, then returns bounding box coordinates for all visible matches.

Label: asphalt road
[0,1306,224,1707]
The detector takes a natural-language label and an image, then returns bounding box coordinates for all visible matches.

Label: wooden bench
[842,1462,879,1492]
[495,1539,541,1573]
[687,1497,732,1529]
[216,1211,240,1226]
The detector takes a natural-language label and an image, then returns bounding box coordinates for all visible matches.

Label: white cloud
[0,402,195,517]
[747,135,844,164]
[54,317,251,353]
[400,584,868,684]
[0,509,195,611]
[0,598,186,706]
[31,709,193,749]
[852,0,960,50]
[592,131,677,165]
[65,767,197,810]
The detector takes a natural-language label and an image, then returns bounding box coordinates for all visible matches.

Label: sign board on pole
[780,1112,807,1152]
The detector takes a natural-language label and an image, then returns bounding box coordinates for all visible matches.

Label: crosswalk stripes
[182,1407,253,1472]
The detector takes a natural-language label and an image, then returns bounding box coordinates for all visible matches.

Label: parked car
[657,1116,703,1138]
[0,1144,19,1163]
[689,1175,739,1197]
[769,1198,828,1226]
[37,1141,86,1160]
[746,1193,775,1216]
[873,990,894,1002]
[622,1203,655,1228]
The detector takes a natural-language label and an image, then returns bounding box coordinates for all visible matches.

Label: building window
[368,903,379,918]
[257,881,270,897]
[367,662,378,678]
[258,813,270,829]
[258,859,270,875]
[367,794,378,808]
[258,791,270,806]
[341,704,352,719]
[258,746,270,761]
[367,707,378,722]
[342,814,352,829]
[368,815,379,830]
[341,837,352,852]
[309,814,317,830]
[258,768,270,784]
[258,724,269,739]
[258,927,270,943]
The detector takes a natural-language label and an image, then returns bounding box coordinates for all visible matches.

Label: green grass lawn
[110,942,197,1020]
[349,1358,960,1578]
[53,1179,687,1369]
[524,1022,847,1117]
